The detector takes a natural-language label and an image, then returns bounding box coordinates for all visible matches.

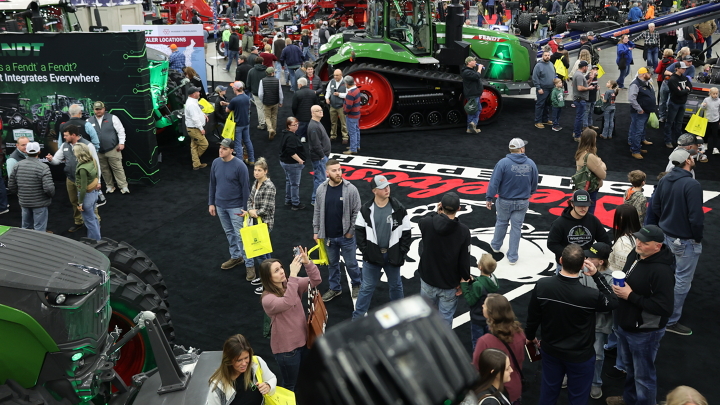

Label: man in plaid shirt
[168,44,185,74]
[642,24,661,69]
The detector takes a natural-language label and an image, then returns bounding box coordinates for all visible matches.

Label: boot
[246,266,256,281]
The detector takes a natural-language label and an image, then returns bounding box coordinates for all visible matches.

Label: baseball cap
[92,101,105,109]
[677,133,700,146]
[633,225,665,243]
[587,31,596,36]
[638,67,649,74]
[584,242,611,260]
[225,24,230,29]
[578,60,589,68]
[170,44,178,50]
[591,65,599,70]
[440,192,461,211]
[580,34,588,41]
[266,66,275,75]
[251,46,259,51]
[669,148,691,165]
[572,189,592,207]
[465,56,476,64]
[187,86,201,94]
[25,142,41,154]
[509,138,528,149]
[231,81,244,90]
[677,61,690,69]
[682,55,694,61]
[553,34,563,39]
[215,85,227,92]
[220,138,235,149]
[371,175,391,190]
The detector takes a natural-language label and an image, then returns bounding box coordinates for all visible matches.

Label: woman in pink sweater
[260,246,321,391]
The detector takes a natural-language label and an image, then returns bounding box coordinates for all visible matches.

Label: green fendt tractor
[0,227,220,405]
[317,0,536,130]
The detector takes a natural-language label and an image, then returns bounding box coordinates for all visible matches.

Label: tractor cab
[0,0,81,33]
[365,0,433,56]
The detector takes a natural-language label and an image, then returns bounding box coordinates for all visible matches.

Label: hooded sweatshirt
[547,206,612,262]
[616,246,675,332]
[486,153,538,201]
[246,63,268,96]
[418,212,472,289]
[651,167,704,242]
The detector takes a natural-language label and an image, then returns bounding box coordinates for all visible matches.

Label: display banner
[122,24,207,93]
[0,32,159,183]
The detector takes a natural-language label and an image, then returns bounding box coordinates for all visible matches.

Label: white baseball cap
[509,138,528,149]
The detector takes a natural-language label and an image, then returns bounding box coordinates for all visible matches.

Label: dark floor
[2,94,718,404]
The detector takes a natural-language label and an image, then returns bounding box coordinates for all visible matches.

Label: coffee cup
[612,271,626,287]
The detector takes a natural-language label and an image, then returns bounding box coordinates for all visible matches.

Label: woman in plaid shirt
[243,157,277,292]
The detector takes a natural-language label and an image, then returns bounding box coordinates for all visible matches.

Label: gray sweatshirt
[702,96,720,122]
[532,60,556,90]
[313,179,361,239]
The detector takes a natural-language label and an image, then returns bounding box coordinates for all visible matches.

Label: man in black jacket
[291,77,317,141]
[664,61,692,148]
[307,105,330,205]
[223,28,240,72]
[547,190,612,273]
[235,54,252,84]
[246,57,267,130]
[651,149,703,337]
[418,192,471,328]
[353,175,412,320]
[525,243,618,405]
[461,56,484,134]
[605,225,674,405]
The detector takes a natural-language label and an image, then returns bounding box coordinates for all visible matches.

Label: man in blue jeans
[664,61,692,148]
[532,51,556,129]
[353,176,412,319]
[627,67,657,159]
[486,138,538,265]
[525,244,618,405]
[572,61,595,141]
[307,106,330,205]
[461,56,484,134]
[417,192,472,328]
[313,159,362,302]
[651,149,704,336]
[606,225,674,405]
[226,81,255,164]
[208,138,252,277]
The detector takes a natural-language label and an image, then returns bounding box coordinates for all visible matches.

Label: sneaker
[221,68,228,72]
[468,122,480,133]
[509,261,517,265]
[254,286,264,295]
[713,147,720,155]
[591,386,603,400]
[106,186,116,194]
[322,289,342,302]
[665,142,674,149]
[221,257,244,270]
[251,277,262,286]
[535,123,544,129]
[97,193,107,207]
[606,396,627,405]
[68,223,85,233]
[561,375,567,388]
[120,187,130,194]
[698,154,708,162]
[291,203,306,211]
[352,285,360,299]
[491,247,500,253]
[666,323,692,335]
[603,367,626,380]
[552,126,562,132]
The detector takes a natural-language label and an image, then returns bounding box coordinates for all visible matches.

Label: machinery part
[617,11,627,24]
[427,111,442,126]
[408,112,424,127]
[83,238,169,306]
[215,37,227,58]
[346,70,394,130]
[0,379,71,405]
[517,13,533,37]
[554,14,569,34]
[388,113,404,128]
[447,110,461,124]
[109,270,174,386]
[478,87,503,125]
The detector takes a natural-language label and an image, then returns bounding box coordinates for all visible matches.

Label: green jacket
[75,160,98,203]
[551,87,565,108]
[460,274,499,307]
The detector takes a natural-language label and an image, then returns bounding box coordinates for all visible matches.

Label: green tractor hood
[325,35,423,66]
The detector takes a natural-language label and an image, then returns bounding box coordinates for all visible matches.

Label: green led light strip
[107,108,153,120]
[123,47,147,60]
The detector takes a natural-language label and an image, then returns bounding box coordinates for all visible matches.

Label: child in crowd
[551,78,565,132]
[460,253,499,351]
[701,86,720,156]
[585,66,599,130]
[579,242,613,400]
[600,80,618,139]
[624,170,647,224]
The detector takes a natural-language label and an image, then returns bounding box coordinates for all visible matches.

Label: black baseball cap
[441,192,460,211]
[584,242,611,260]
[572,190,592,207]
[633,225,665,243]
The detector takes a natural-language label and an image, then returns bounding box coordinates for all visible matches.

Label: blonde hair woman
[73,143,101,241]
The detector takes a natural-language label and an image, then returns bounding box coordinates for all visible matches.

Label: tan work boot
[631,153,644,160]
[221,257,243,270]
[246,266,256,281]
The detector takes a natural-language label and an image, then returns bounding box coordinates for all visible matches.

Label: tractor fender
[327,41,420,66]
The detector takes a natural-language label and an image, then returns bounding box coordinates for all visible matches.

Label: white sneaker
[713,148,720,155]
[106,186,116,194]
[120,187,130,194]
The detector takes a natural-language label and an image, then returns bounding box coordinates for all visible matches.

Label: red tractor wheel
[352,70,394,130]
[478,87,502,124]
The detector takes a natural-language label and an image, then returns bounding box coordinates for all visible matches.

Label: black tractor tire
[84,238,169,307]
[554,14,569,34]
[109,270,175,385]
[0,379,72,405]
[216,38,226,58]
[518,13,533,37]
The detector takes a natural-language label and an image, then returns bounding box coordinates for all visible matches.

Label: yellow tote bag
[308,238,329,266]
[596,64,606,78]
[554,57,568,79]
[252,357,296,405]
[685,111,707,137]
[221,111,236,140]
[240,215,273,259]
[198,97,215,114]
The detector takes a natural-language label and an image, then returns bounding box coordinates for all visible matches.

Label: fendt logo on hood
[0,43,45,56]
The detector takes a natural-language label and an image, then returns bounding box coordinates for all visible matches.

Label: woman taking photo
[260,246,321,391]
[74,143,101,241]
[278,117,306,211]
[184,67,207,99]
[243,157,276,293]
[207,334,276,405]
[574,129,606,214]
[464,349,513,405]
[472,294,525,404]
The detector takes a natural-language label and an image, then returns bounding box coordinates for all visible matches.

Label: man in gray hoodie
[8,142,55,232]
[532,51,556,129]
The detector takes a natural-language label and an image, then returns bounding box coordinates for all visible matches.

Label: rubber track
[342,62,463,84]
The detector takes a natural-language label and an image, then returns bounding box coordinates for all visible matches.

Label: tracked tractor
[317,0,534,131]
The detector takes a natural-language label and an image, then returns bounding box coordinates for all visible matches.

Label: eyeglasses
[289,123,299,127]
